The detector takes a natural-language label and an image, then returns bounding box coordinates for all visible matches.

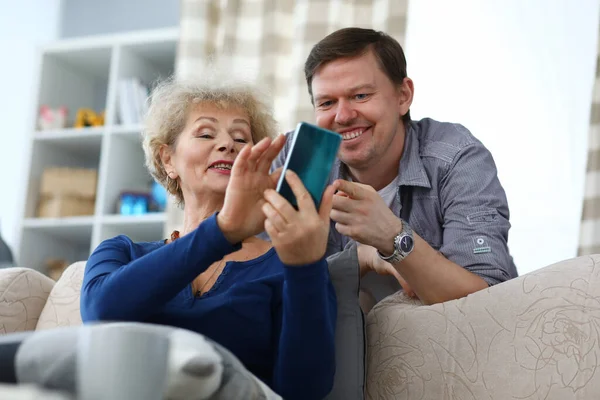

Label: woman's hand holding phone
[262,170,335,266]
[217,135,285,244]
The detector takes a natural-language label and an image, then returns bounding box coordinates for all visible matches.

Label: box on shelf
[37,167,98,218]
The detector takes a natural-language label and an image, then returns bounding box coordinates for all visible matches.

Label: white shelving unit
[16,28,179,274]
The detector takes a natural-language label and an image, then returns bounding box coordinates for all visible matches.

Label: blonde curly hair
[142,72,278,205]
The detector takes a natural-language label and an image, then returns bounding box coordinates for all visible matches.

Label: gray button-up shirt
[271,118,518,300]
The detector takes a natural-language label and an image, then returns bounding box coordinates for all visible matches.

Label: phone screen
[276,122,342,209]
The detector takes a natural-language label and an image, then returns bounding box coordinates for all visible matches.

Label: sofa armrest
[0,268,55,334]
[365,255,600,400]
[36,262,85,331]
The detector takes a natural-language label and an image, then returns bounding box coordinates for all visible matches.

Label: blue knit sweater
[80,214,336,399]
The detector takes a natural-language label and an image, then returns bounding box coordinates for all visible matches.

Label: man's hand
[331,179,403,256]
[357,243,417,298]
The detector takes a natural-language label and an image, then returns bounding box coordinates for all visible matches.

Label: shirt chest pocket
[410,195,443,250]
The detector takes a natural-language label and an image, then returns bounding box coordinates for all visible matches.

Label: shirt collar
[397,121,431,189]
[331,122,431,189]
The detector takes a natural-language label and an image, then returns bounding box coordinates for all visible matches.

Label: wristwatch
[377,220,414,264]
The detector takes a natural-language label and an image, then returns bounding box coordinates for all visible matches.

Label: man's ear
[397,77,414,118]
[159,144,177,178]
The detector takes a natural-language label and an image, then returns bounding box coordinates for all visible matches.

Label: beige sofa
[1,255,600,399]
[0,262,84,333]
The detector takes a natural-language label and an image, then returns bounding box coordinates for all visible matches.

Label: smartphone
[276,122,342,209]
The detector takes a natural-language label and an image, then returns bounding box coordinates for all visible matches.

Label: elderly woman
[80,75,337,400]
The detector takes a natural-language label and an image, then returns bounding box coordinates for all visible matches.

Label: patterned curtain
[165,0,409,235]
[579,27,600,255]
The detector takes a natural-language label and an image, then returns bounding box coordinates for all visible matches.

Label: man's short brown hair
[304,27,410,122]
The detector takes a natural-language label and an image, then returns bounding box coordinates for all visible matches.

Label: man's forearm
[393,232,488,305]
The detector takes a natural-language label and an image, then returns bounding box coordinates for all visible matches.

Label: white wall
[0,1,62,253]
[405,0,600,275]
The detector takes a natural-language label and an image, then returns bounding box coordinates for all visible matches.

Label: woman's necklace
[195,260,226,297]
[167,230,226,297]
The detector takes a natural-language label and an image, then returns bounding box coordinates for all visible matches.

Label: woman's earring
[166,173,178,190]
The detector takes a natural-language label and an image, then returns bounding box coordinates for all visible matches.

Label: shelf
[100,213,166,244]
[18,28,178,272]
[121,40,177,77]
[42,47,112,80]
[34,126,104,138]
[23,215,95,228]
[102,213,166,225]
[100,134,152,214]
[31,138,102,168]
[22,216,94,247]
[43,28,179,53]
[111,124,143,143]
[38,48,111,128]
[19,217,94,272]
[111,124,142,134]
[33,128,104,157]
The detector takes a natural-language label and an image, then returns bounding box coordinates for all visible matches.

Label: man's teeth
[211,163,232,170]
[342,129,364,140]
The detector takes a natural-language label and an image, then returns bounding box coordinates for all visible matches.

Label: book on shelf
[117,78,149,125]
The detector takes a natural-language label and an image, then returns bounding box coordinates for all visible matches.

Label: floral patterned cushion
[36,262,85,331]
[366,254,600,400]
[0,268,55,334]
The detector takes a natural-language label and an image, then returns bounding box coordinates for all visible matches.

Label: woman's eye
[234,138,248,143]
[196,132,213,139]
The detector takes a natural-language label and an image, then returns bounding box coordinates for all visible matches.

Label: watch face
[400,236,414,253]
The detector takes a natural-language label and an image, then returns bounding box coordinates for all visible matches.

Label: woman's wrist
[216,213,241,244]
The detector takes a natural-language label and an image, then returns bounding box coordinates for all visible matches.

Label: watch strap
[377,219,413,264]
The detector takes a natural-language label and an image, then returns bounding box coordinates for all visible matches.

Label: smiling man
[272,27,518,306]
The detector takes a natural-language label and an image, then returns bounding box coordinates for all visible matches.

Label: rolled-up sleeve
[438,142,517,286]
[269,130,294,173]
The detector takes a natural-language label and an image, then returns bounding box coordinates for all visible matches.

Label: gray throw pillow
[14,323,281,400]
[266,129,365,399]
[325,242,365,400]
